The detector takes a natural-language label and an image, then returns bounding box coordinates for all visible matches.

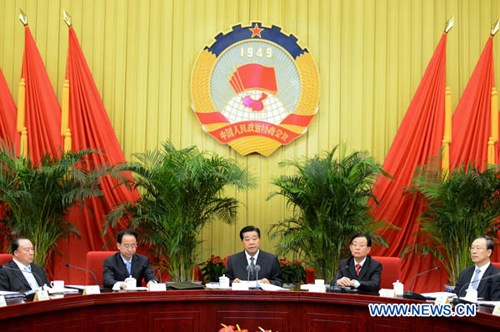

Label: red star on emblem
[249,24,264,38]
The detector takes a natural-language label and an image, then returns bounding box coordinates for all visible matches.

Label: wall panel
[1,0,500,262]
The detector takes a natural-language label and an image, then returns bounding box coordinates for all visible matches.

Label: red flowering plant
[219,323,273,332]
[279,258,306,285]
[200,255,226,283]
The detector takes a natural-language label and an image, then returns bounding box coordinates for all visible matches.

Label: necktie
[23,266,40,291]
[355,264,361,277]
[126,261,132,275]
[471,268,481,290]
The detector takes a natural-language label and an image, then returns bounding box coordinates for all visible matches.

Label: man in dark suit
[330,234,382,293]
[454,235,500,301]
[103,229,158,289]
[0,237,49,293]
[225,225,282,287]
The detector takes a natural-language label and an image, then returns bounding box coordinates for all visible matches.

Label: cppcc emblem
[191,22,319,156]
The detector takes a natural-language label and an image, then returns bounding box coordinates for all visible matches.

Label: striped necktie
[355,264,361,277]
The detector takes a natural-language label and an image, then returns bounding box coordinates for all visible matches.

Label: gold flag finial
[63,9,72,27]
[19,9,28,26]
[491,19,500,36]
[444,17,454,33]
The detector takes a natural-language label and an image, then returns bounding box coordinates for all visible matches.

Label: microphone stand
[65,263,99,286]
[0,265,46,299]
[254,265,261,289]
[246,264,254,284]
[454,271,500,302]
[403,266,441,300]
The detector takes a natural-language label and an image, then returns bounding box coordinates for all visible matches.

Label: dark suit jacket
[0,260,49,293]
[330,256,382,292]
[454,263,500,300]
[102,252,158,288]
[225,250,282,287]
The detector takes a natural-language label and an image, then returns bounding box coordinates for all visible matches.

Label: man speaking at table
[331,234,381,292]
[225,225,282,287]
[0,237,49,293]
[103,229,158,289]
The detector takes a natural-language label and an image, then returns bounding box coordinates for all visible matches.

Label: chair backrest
[0,253,12,266]
[492,262,500,270]
[371,256,402,289]
[86,251,117,285]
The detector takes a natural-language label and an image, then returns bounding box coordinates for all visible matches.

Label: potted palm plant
[268,146,390,282]
[405,163,500,285]
[106,141,255,283]
[0,143,122,268]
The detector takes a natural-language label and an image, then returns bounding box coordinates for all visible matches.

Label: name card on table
[0,295,6,307]
[34,289,50,301]
[232,282,249,291]
[493,305,500,317]
[83,285,101,295]
[378,288,396,298]
[434,295,450,305]
[149,283,167,291]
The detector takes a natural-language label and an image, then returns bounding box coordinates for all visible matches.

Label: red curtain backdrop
[21,26,62,164]
[449,36,499,262]
[52,27,140,284]
[0,68,18,146]
[450,37,494,170]
[369,33,448,293]
[0,68,18,252]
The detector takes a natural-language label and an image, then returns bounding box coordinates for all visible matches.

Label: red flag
[0,68,18,147]
[52,27,140,283]
[450,37,494,169]
[21,26,62,164]
[229,64,278,93]
[369,33,449,292]
[450,37,499,261]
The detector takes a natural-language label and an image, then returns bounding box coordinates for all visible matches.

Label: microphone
[0,265,46,291]
[246,264,254,282]
[254,265,261,287]
[330,265,350,292]
[403,266,441,300]
[151,265,162,283]
[455,271,500,301]
[407,266,440,292]
[65,263,98,286]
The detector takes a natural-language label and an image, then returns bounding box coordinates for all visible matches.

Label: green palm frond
[406,163,500,284]
[0,143,123,267]
[106,141,255,282]
[268,146,391,281]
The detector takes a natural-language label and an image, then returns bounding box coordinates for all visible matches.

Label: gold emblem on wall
[191,22,319,156]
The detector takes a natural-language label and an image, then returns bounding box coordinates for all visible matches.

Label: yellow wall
[1,0,500,261]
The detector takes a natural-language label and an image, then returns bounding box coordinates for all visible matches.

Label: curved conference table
[0,289,498,331]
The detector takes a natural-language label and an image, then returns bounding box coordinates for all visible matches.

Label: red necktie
[355,263,361,276]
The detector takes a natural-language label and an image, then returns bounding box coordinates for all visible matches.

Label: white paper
[124,286,148,291]
[148,283,167,291]
[260,283,285,291]
[421,292,457,299]
[48,287,79,294]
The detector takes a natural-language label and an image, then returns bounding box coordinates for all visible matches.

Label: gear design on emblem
[191,22,319,157]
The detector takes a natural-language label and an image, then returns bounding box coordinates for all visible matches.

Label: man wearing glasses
[330,234,382,293]
[103,229,158,289]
